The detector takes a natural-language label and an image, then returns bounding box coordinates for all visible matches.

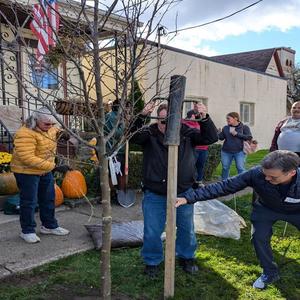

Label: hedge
[127,143,222,189]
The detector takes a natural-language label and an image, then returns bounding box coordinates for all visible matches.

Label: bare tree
[0,0,177,299]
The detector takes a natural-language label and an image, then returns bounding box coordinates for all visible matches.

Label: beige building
[0,0,128,151]
[141,43,292,149]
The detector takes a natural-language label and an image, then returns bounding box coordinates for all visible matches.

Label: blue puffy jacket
[184,166,300,214]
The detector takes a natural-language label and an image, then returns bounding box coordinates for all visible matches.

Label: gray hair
[261,150,300,172]
[25,107,57,129]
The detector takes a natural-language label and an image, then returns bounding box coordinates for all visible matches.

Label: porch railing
[0,120,13,153]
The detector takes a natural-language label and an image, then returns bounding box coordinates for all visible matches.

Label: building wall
[266,56,280,77]
[144,46,287,149]
[277,48,295,76]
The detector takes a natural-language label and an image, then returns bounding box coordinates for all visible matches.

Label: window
[183,96,208,118]
[240,102,254,126]
[29,55,59,90]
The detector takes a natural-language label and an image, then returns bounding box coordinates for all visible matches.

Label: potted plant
[0,152,19,210]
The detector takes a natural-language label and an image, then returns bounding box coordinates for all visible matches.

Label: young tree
[0,0,176,299]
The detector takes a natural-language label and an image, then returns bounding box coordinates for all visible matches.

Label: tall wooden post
[163,75,186,299]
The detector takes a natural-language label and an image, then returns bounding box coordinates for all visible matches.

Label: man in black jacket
[176,150,300,289]
[131,102,218,277]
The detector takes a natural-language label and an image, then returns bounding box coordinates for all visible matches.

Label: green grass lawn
[213,149,269,180]
[0,195,299,300]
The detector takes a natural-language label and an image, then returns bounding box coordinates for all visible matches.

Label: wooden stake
[164,145,178,299]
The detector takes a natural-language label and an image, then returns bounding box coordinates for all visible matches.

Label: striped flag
[30,0,59,63]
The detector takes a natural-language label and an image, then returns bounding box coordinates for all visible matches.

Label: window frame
[240,102,255,126]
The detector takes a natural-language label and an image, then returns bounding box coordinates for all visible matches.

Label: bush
[128,151,143,189]
[203,144,222,181]
[127,144,222,189]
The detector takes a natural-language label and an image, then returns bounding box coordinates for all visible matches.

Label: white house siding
[144,45,287,149]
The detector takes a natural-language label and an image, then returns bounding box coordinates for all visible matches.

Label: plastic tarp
[194,199,246,240]
[85,220,144,249]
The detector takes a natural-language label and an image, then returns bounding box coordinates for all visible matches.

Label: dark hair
[227,112,240,121]
[157,103,168,116]
[112,99,119,112]
[261,150,300,172]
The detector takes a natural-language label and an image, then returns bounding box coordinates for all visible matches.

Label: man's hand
[175,197,188,207]
[194,103,207,119]
[141,100,155,116]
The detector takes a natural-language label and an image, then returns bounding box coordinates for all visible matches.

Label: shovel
[117,140,136,208]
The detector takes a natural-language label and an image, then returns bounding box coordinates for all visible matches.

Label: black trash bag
[85,220,144,250]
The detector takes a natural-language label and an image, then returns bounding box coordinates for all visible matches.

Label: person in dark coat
[176,150,300,289]
[218,112,252,179]
[131,102,218,278]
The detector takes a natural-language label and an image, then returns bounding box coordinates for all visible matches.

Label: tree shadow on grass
[196,223,300,299]
[111,250,239,300]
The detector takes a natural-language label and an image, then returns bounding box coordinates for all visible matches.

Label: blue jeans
[221,150,246,180]
[251,202,300,276]
[141,190,197,266]
[14,172,58,234]
[195,149,208,181]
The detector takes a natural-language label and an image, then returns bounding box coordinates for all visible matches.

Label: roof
[211,48,277,73]
[144,41,285,80]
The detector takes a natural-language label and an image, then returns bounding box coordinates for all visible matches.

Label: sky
[149,0,300,63]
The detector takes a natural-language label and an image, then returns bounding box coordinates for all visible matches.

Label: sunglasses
[43,122,56,126]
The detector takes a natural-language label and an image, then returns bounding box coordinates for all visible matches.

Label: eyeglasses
[43,122,56,126]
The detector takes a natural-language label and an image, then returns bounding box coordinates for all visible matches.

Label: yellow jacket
[11,126,59,175]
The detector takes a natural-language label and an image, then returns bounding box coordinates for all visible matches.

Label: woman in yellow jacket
[11,107,70,243]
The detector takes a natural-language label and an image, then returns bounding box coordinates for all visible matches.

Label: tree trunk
[99,154,112,300]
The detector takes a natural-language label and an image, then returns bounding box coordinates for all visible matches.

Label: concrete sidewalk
[0,187,252,280]
[0,198,143,280]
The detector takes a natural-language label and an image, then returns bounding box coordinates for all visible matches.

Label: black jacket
[184,166,300,214]
[218,122,252,153]
[130,115,218,195]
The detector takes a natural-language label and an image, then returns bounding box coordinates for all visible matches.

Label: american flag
[30,0,59,63]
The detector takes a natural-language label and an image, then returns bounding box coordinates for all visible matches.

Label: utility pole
[156,25,165,96]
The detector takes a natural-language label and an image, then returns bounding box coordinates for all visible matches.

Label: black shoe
[178,258,199,274]
[144,265,159,278]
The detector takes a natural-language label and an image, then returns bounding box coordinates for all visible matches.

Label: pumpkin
[61,170,87,199]
[0,173,19,195]
[54,184,64,207]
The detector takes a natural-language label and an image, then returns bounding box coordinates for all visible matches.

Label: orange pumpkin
[61,170,87,199]
[0,173,19,195]
[54,184,64,207]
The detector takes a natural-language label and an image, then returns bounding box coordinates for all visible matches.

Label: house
[84,38,294,150]
[211,47,296,110]
[129,43,292,149]
[0,0,129,151]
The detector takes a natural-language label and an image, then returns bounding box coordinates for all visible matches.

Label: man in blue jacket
[176,150,300,289]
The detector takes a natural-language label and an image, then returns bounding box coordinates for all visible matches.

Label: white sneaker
[40,226,70,236]
[253,273,280,289]
[20,233,41,243]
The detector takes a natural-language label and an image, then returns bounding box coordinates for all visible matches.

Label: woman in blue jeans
[11,107,70,243]
[218,112,252,180]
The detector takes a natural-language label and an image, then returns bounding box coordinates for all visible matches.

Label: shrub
[203,144,222,181]
[128,151,143,189]
[127,144,222,189]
